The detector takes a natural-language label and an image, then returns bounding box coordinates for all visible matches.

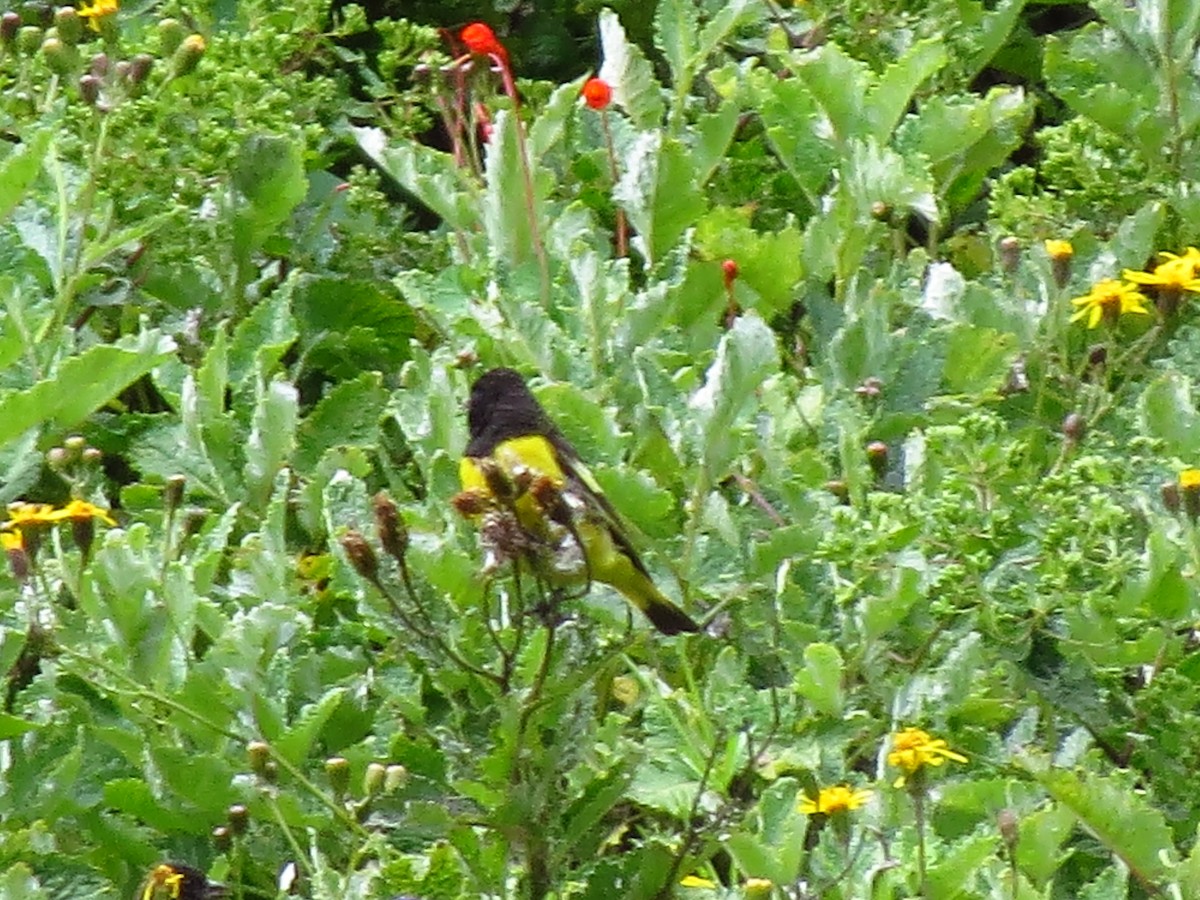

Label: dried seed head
[372,492,408,561]
[340,530,379,581]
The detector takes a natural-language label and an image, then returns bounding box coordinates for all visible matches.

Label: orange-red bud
[722,259,739,288]
[582,77,612,110]
[460,22,507,64]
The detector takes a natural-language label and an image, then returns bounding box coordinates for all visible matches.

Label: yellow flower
[1069,280,1150,329]
[888,727,967,786]
[798,784,874,814]
[1,530,23,552]
[680,875,717,889]
[4,503,62,528]
[1044,239,1074,261]
[1181,469,1200,490]
[141,864,184,900]
[1124,247,1200,295]
[55,499,117,525]
[743,878,772,899]
[77,0,118,31]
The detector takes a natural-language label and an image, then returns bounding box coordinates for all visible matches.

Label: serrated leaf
[276,687,347,766]
[483,108,544,266]
[1022,764,1174,888]
[0,330,176,452]
[599,9,665,130]
[943,324,1019,394]
[294,372,387,471]
[243,376,298,508]
[688,313,778,473]
[794,643,844,716]
[354,126,477,230]
[867,37,948,142]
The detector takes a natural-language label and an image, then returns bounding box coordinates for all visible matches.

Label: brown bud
[3,532,30,582]
[1,12,21,43]
[451,489,489,518]
[478,459,516,505]
[866,441,888,477]
[78,72,100,105]
[997,808,1019,850]
[1087,344,1107,369]
[854,376,883,400]
[72,516,95,559]
[113,58,130,81]
[128,52,153,85]
[89,51,107,76]
[998,236,1020,274]
[247,740,271,776]
[341,530,378,581]
[212,825,232,852]
[1062,413,1086,444]
[227,804,249,835]
[325,756,350,796]
[1162,481,1181,514]
[372,492,408,562]
[870,201,892,222]
[825,480,849,504]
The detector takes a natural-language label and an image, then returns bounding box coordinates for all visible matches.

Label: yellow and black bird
[458,368,700,635]
[138,863,225,900]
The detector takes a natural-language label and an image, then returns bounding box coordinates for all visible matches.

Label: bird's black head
[466,368,548,452]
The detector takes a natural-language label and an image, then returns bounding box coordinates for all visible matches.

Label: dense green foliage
[2,0,1200,898]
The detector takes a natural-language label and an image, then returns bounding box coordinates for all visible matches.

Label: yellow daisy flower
[887,727,967,787]
[1123,247,1200,294]
[1069,280,1150,329]
[55,499,117,525]
[1044,239,1073,260]
[1181,469,1200,490]
[798,784,874,814]
[77,0,118,31]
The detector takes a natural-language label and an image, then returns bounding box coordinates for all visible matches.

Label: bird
[137,863,226,900]
[457,367,701,635]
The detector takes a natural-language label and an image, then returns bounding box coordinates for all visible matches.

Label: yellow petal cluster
[1069,280,1150,329]
[887,727,967,786]
[798,784,874,815]
[1123,247,1200,294]
[77,0,118,30]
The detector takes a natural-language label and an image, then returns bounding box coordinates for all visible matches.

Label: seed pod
[866,441,888,477]
[825,479,849,504]
[212,825,232,852]
[128,52,152,84]
[1062,413,1086,444]
[1,12,21,43]
[372,492,408,562]
[341,530,379,581]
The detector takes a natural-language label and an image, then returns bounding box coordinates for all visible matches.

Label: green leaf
[943,324,1019,394]
[1110,200,1167,269]
[1015,804,1076,887]
[794,643,844,717]
[0,329,176,452]
[354,127,477,231]
[1021,762,1175,888]
[793,43,871,145]
[615,134,705,267]
[653,0,699,94]
[0,129,52,223]
[1139,372,1200,459]
[867,37,948,143]
[483,108,544,266]
[688,313,779,473]
[599,9,665,130]
[291,275,416,378]
[243,375,298,508]
[232,134,308,252]
[276,688,347,766]
[924,833,995,900]
[0,713,39,739]
[294,372,387,471]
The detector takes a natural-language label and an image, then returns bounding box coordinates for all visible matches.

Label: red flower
[722,259,739,288]
[582,77,612,111]
[460,22,508,64]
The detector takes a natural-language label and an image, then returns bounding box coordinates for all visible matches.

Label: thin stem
[912,785,928,896]
[600,110,626,258]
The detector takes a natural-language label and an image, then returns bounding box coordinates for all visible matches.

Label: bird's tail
[630,583,702,635]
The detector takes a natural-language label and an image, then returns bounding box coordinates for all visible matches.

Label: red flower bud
[722,258,739,288]
[460,22,507,65]
[582,77,612,111]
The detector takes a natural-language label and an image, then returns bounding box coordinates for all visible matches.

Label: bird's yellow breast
[459,435,566,493]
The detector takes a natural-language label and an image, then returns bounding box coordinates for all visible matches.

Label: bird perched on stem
[456,368,701,635]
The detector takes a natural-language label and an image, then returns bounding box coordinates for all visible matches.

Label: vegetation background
[1,0,1200,897]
